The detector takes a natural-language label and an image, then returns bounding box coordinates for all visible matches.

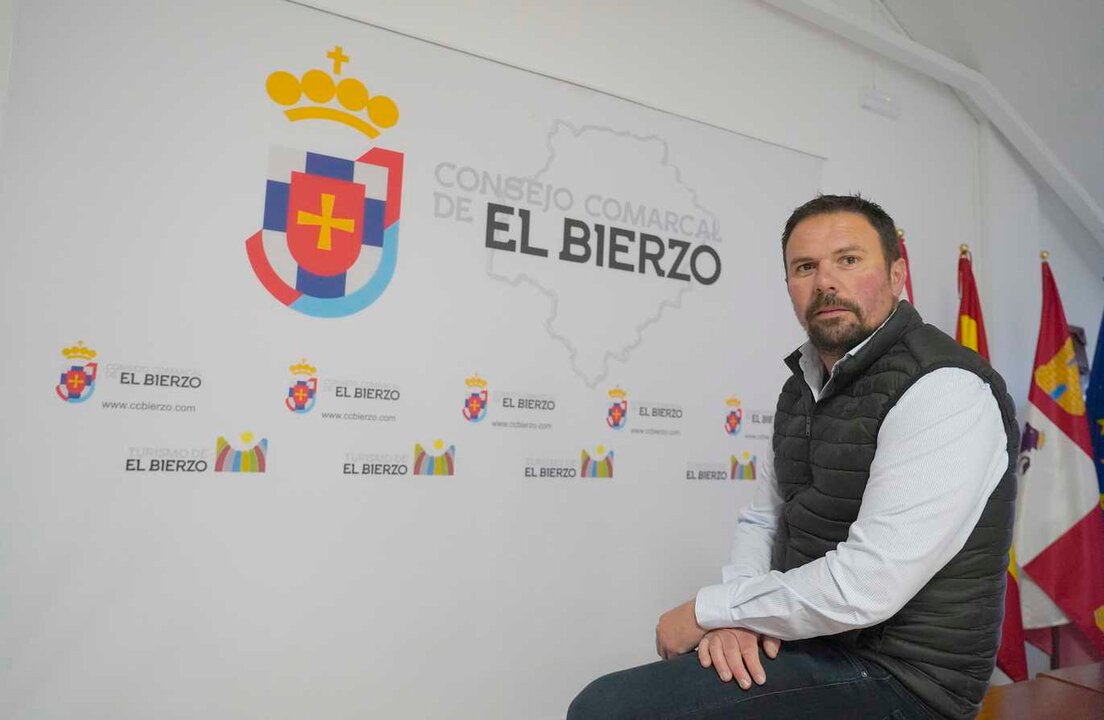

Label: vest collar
[784,300,924,400]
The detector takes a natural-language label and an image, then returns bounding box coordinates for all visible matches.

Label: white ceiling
[881,0,1104,227]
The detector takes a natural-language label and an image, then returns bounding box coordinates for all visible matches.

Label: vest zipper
[805,415,811,438]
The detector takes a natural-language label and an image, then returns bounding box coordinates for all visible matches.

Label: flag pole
[1039,249,1063,671]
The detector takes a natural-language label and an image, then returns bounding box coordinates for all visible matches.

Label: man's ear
[890,257,907,298]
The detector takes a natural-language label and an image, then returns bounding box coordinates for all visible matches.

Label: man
[567,195,1018,720]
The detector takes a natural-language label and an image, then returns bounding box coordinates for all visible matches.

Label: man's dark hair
[780,194,900,275]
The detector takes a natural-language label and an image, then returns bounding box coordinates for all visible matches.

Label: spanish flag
[956,246,1027,681]
[1016,254,1104,657]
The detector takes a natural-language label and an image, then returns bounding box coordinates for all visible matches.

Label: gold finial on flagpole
[959,244,969,254]
[897,228,904,237]
[1040,250,1050,261]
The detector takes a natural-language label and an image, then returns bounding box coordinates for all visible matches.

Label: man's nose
[813,264,839,295]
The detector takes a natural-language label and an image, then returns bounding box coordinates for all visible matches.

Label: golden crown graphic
[465,373,488,389]
[289,358,317,376]
[608,387,627,400]
[725,395,741,408]
[62,340,97,361]
[266,46,399,139]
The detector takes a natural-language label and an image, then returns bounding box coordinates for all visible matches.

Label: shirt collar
[797,303,899,400]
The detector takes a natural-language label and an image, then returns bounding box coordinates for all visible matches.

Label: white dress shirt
[694,330,1009,640]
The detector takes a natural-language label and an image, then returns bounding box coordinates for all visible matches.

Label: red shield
[286,171,366,277]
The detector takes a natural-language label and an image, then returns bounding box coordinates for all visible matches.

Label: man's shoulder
[895,365,991,398]
[894,322,1001,379]
[865,323,1015,424]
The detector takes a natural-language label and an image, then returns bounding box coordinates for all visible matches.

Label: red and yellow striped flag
[956,245,1028,681]
[956,246,989,359]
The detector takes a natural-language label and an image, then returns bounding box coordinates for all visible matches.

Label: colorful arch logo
[414,440,455,476]
[730,451,757,480]
[581,446,615,478]
[215,432,268,473]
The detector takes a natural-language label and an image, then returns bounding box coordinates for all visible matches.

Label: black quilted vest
[772,301,1019,720]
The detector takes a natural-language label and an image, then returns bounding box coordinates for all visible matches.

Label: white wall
[1,3,1092,422]
[302,0,1104,407]
[884,0,1104,225]
[1,0,1101,715]
[0,0,14,138]
[294,1,1104,695]
[0,6,1092,405]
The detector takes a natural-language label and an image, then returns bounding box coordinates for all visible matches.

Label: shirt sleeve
[694,367,1009,639]
[717,442,781,584]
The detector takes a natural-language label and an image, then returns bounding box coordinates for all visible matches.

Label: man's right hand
[696,628,781,689]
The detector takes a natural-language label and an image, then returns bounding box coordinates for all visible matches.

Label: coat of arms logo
[56,341,98,403]
[246,47,404,317]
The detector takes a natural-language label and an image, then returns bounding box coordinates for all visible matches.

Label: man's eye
[841,256,859,265]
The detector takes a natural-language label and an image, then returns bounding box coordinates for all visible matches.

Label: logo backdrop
[0,2,821,719]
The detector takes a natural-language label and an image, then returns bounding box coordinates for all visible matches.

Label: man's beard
[805,293,874,357]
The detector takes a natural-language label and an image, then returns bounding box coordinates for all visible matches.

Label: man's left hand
[655,599,706,659]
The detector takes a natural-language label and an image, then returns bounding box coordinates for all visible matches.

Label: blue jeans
[567,638,936,720]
